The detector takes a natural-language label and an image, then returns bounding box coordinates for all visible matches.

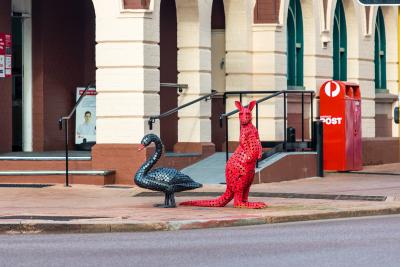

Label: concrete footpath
[2,163,400,234]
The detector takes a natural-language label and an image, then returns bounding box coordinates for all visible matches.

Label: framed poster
[0,55,4,78]
[0,33,12,78]
[0,34,5,78]
[75,87,96,144]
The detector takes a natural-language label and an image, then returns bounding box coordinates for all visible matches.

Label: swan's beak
[137,144,145,151]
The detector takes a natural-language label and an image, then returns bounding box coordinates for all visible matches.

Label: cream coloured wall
[175,0,213,144]
[340,0,375,138]
[94,0,160,144]
[378,6,398,137]
[92,0,399,146]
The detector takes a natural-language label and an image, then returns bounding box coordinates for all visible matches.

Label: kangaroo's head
[235,100,256,126]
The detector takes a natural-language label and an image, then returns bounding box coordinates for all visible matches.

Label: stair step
[165,152,201,158]
[0,151,91,160]
[0,160,93,171]
[0,170,114,176]
[0,170,115,185]
[0,156,91,161]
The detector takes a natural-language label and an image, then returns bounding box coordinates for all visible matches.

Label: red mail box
[320,80,362,171]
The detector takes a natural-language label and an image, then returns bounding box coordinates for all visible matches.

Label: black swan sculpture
[135,134,202,208]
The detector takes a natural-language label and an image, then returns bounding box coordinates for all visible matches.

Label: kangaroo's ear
[235,101,243,111]
[248,100,257,111]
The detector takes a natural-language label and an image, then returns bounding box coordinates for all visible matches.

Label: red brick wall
[375,114,392,137]
[363,138,399,165]
[0,0,12,152]
[32,0,95,151]
[254,0,280,24]
[32,0,45,151]
[124,0,150,9]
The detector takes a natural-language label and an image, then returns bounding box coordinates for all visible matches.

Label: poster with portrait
[0,35,4,78]
[0,33,11,78]
[75,87,96,144]
[0,55,4,78]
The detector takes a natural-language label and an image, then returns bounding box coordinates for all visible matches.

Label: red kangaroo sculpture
[180,100,267,209]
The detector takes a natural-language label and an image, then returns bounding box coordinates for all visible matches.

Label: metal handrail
[220,90,315,162]
[160,83,188,93]
[220,91,283,123]
[148,90,218,130]
[58,82,95,186]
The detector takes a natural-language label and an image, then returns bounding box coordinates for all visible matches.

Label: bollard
[287,127,296,152]
[315,121,324,177]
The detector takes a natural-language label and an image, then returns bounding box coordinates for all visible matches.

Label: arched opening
[374,7,386,91]
[211,0,226,152]
[286,0,303,88]
[30,0,96,151]
[286,0,309,141]
[159,0,178,152]
[332,0,347,81]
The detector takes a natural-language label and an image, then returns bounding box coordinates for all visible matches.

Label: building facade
[0,0,398,184]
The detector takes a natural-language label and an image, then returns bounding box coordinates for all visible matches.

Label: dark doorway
[159,0,178,152]
[211,0,226,152]
[32,0,96,151]
[12,15,23,151]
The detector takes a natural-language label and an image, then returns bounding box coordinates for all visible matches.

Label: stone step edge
[0,170,115,176]
[256,151,317,171]
[0,206,399,235]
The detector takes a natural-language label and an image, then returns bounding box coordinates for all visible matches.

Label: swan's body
[134,134,202,207]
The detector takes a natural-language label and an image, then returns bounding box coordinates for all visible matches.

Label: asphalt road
[1,215,400,267]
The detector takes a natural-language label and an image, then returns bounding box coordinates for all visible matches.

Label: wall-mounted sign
[0,33,12,78]
[75,87,96,144]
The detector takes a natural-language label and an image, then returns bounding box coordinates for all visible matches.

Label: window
[333,0,347,81]
[287,0,303,87]
[375,8,386,91]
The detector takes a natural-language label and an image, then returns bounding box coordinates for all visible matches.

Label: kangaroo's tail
[180,188,233,207]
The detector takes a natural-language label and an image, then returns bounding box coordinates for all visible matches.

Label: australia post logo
[324,81,340,98]
[320,115,342,125]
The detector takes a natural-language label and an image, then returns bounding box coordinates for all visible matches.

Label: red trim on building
[254,0,280,24]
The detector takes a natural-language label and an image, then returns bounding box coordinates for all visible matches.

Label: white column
[93,0,160,144]
[224,0,255,142]
[176,0,212,144]
[381,7,399,137]
[22,15,32,151]
[344,1,375,138]
[252,24,286,141]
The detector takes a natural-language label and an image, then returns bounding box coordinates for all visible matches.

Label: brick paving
[2,163,400,233]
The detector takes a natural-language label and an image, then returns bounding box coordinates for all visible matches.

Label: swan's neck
[135,140,163,178]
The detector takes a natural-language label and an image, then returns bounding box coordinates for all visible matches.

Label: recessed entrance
[30,0,95,151]
[11,15,23,151]
[159,0,178,152]
[211,0,226,152]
